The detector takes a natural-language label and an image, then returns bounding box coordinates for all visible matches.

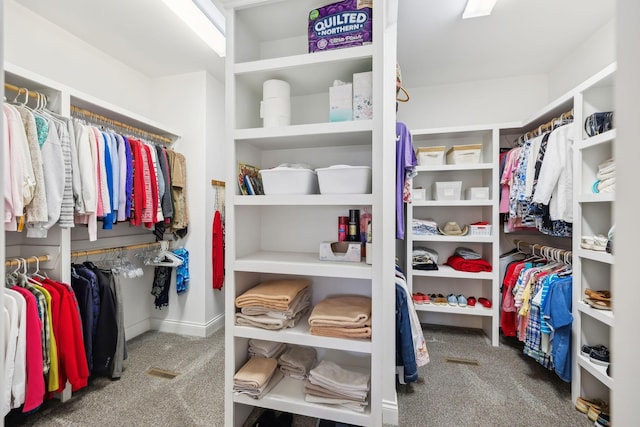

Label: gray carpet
[5,325,593,427]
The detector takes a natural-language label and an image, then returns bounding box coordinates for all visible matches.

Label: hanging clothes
[212,210,224,290]
[396,121,417,240]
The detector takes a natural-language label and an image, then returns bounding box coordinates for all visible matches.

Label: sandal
[585,289,611,301]
[580,235,608,251]
[585,298,612,311]
[575,396,607,414]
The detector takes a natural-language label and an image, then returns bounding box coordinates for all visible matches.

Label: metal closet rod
[513,239,572,264]
[70,104,173,144]
[5,255,51,267]
[70,241,163,259]
[4,82,46,101]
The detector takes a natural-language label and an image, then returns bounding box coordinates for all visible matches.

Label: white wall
[548,19,616,101]
[4,0,153,117]
[397,74,548,129]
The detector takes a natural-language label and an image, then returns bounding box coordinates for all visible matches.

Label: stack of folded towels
[235,279,311,330]
[412,218,438,235]
[592,158,615,193]
[308,295,372,339]
[445,247,492,272]
[248,338,287,359]
[277,345,317,380]
[233,356,284,400]
[304,360,370,412]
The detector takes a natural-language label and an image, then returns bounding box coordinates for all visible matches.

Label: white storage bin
[433,181,462,201]
[466,187,490,200]
[412,188,426,201]
[446,144,482,164]
[260,165,319,195]
[316,165,372,194]
[417,146,446,166]
[469,224,492,236]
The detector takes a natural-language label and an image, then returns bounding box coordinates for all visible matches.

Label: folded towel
[309,326,372,339]
[233,357,278,389]
[235,307,308,330]
[234,370,284,400]
[308,295,371,327]
[454,246,481,260]
[241,287,311,319]
[235,279,311,309]
[248,339,288,359]
[304,380,368,401]
[308,360,370,392]
[304,393,367,412]
[278,345,317,379]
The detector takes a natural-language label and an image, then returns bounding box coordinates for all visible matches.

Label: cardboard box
[308,0,373,53]
[329,82,353,122]
[319,241,362,262]
[353,71,373,120]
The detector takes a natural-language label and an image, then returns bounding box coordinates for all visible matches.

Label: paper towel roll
[260,97,291,127]
[263,79,290,100]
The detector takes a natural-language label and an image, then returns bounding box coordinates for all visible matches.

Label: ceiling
[14,0,615,89]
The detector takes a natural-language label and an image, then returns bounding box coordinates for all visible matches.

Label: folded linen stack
[277,345,317,380]
[412,246,439,270]
[235,279,311,330]
[592,158,615,193]
[233,356,284,399]
[412,218,438,235]
[304,360,370,412]
[248,338,288,359]
[308,295,372,339]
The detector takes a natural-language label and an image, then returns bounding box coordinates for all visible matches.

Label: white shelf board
[411,200,493,207]
[411,234,494,243]
[577,354,613,389]
[413,303,494,317]
[411,265,493,280]
[577,193,615,203]
[234,46,373,96]
[233,313,372,354]
[233,375,371,426]
[235,120,373,149]
[577,129,616,150]
[234,251,372,279]
[577,300,614,327]
[414,163,493,172]
[235,194,373,206]
[576,249,614,264]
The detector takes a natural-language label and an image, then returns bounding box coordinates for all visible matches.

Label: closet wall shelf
[414,304,494,317]
[234,121,373,148]
[411,200,493,207]
[233,376,371,426]
[577,301,615,327]
[414,163,493,172]
[234,194,373,206]
[234,323,372,354]
[577,193,615,203]
[412,235,494,243]
[234,252,372,279]
[578,129,616,150]
[576,249,614,264]
[411,267,493,280]
[577,355,613,389]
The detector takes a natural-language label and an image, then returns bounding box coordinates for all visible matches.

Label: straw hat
[438,222,469,236]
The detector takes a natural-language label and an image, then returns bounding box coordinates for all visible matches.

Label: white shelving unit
[223,1,398,426]
[572,67,616,407]
[406,127,500,346]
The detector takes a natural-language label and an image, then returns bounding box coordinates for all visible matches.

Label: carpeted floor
[4,325,594,427]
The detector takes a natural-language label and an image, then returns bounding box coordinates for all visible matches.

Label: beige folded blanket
[241,287,311,319]
[308,295,371,327]
[235,307,309,330]
[234,370,284,400]
[235,279,311,309]
[278,345,317,379]
[309,326,372,339]
[233,357,277,389]
[248,339,288,359]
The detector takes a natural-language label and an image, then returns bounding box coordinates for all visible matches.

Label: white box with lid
[446,144,483,164]
[433,181,462,201]
[417,146,446,166]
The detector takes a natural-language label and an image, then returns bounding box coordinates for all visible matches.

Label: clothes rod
[5,255,51,268]
[519,109,574,143]
[513,239,572,264]
[70,241,163,259]
[70,105,173,144]
[4,83,46,101]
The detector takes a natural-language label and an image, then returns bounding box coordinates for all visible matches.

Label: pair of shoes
[446,294,458,306]
[589,346,610,367]
[434,293,447,305]
[412,293,430,304]
[581,235,608,251]
[595,412,611,427]
[467,296,477,307]
[585,298,612,310]
[581,344,607,358]
[588,403,609,422]
[575,396,607,414]
[585,289,611,301]
[478,297,492,308]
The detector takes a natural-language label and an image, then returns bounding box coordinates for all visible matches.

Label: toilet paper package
[308,0,373,53]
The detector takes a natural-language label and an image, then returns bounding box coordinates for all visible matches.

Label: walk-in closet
[2,0,639,426]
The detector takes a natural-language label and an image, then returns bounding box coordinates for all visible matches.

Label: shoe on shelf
[581,344,607,358]
[457,294,467,307]
[412,293,423,304]
[584,298,612,311]
[478,297,492,309]
[595,412,611,427]
[589,346,610,367]
[467,296,477,307]
[422,293,431,304]
[436,293,447,305]
[575,396,608,414]
[584,289,611,301]
[580,235,608,251]
[588,403,609,423]
[447,294,458,306]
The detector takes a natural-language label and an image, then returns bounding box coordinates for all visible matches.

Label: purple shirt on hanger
[396,122,417,240]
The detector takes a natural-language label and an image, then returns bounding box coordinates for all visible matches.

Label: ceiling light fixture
[161,0,226,57]
[462,0,497,19]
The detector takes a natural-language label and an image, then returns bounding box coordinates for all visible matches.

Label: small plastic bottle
[338,216,348,241]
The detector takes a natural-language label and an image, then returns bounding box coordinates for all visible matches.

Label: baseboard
[150,314,225,338]
[125,318,152,340]
[382,397,399,426]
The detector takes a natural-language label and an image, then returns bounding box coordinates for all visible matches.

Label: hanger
[145,241,184,267]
